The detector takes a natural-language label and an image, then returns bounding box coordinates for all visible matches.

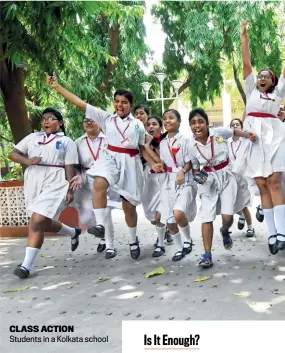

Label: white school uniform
[15,132,78,219]
[85,104,145,206]
[233,72,285,178]
[158,133,197,224]
[228,137,251,209]
[189,128,242,223]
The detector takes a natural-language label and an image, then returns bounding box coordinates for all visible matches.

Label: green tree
[152,1,283,106]
[0,1,149,142]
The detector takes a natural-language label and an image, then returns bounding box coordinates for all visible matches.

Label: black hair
[134,104,150,116]
[113,89,134,105]
[150,131,168,148]
[257,68,278,94]
[42,107,66,135]
[163,109,181,122]
[147,115,162,127]
[189,108,209,125]
[230,118,243,129]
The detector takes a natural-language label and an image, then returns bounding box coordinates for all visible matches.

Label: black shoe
[152,246,165,258]
[14,265,30,279]
[71,227,81,252]
[129,237,140,260]
[246,228,255,238]
[268,235,278,255]
[88,225,105,239]
[182,241,193,256]
[105,249,117,259]
[97,240,106,253]
[165,230,173,243]
[237,217,245,230]
[256,205,264,223]
[172,250,185,262]
[276,234,285,251]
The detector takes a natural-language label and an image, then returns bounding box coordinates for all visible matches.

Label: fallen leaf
[4,286,30,293]
[193,276,211,283]
[39,254,55,258]
[248,266,256,269]
[96,277,110,283]
[212,285,219,288]
[234,292,249,298]
[145,267,165,278]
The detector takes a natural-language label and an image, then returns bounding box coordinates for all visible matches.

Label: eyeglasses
[257,74,272,80]
[260,93,275,102]
[40,117,59,122]
[83,119,95,124]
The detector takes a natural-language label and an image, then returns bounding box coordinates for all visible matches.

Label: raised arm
[241,20,252,79]
[45,72,87,111]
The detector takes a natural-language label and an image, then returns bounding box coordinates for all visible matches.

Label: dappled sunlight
[232,266,240,269]
[0,260,14,266]
[160,290,179,300]
[42,282,72,290]
[114,291,144,299]
[96,289,115,296]
[110,276,127,283]
[247,296,285,314]
[119,285,136,291]
[230,278,243,284]
[35,266,55,272]
[0,247,10,255]
[273,275,285,282]
[277,266,285,272]
[156,285,170,291]
[213,272,229,278]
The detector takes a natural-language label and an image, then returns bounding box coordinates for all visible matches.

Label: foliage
[152,1,283,106]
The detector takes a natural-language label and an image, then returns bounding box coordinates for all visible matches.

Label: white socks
[247,224,253,230]
[273,205,285,240]
[155,225,166,247]
[21,247,40,270]
[105,208,114,249]
[178,224,192,247]
[263,208,277,244]
[93,208,106,226]
[56,223,76,238]
[128,226,138,250]
[172,231,183,250]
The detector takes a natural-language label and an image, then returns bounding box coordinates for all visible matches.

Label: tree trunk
[232,62,246,105]
[0,59,32,144]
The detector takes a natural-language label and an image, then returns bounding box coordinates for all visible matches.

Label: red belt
[203,158,229,172]
[248,112,276,118]
[166,166,181,173]
[107,144,139,157]
[150,169,165,174]
[35,164,64,168]
[82,167,90,171]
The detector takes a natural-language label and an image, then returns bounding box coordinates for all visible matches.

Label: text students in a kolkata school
[46,73,159,260]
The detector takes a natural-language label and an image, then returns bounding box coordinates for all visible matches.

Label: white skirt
[87,149,144,206]
[233,116,285,178]
[158,173,197,224]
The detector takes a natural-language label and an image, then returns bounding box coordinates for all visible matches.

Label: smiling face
[82,119,100,135]
[113,94,132,118]
[256,70,273,93]
[41,113,62,135]
[163,111,180,133]
[230,119,242,130]
[135,108,148,125]
[189,114,208,140]
[146,118,161,136]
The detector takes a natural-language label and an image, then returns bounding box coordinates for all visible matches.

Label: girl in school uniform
[134,104,150,126]
[234,21,285,254]
[188,108,255,268]
[228,118,255,237]
[46,73,157,260]
[153,109,197,261]
[70,118,118,259]
[9,108,80,279]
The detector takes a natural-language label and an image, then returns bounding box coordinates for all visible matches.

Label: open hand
[241,20,248,36]
[69,175,83,191]
[176,170,185,185]
[45,72,59,88]
[29,156,42,165]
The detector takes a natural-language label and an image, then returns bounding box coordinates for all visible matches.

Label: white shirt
[189,127,233,169]
[15,132,78,165]
[85,104,145,148]
[75,132,108,169]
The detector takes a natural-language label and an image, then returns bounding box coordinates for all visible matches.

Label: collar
[163,131,181,141]
[110,112,135,121]
[36,131,64,137]
[80,132,105,141]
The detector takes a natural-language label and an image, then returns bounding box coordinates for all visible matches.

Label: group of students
[10,20,285,279]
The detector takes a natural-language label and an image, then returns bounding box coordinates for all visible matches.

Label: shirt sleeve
[188,144,200,170]
[64,139,79,165]
[214,127,233,140]
[138,122,146,146]
[85,104,110,132]
[275,74,285,99]
[183,138,192,163]
[244,72,256,99]
[14,134,33,154]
